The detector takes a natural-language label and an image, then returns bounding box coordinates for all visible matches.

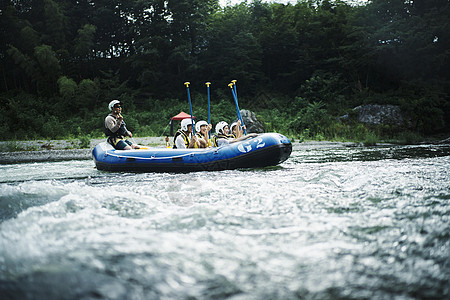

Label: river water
[0,142,449,299]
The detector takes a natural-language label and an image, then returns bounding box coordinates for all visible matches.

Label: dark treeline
[1,0,449,142]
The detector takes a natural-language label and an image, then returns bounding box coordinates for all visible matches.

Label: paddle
[184,82,196,134]
[228,82,247,135]
[206,82,211,139]
[231,79,238,99]
[230,81,247,135]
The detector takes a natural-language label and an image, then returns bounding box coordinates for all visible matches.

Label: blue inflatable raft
[92,133,292,172]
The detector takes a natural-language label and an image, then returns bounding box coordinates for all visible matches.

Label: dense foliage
[1,0,449,142]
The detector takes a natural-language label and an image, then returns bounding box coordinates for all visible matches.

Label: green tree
[200,2,264,95]
[42,0,67,49]
[73,24,96,58]
[33,44,61,95]
[57,76,77,98]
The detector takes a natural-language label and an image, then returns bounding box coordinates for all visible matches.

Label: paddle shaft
[206,82,211,139]
[229,83,247,135]
[184,82,196,134]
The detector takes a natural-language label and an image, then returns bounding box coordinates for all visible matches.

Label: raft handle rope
[105,149,217,161]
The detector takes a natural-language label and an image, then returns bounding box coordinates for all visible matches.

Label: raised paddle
[184,82,196,134]
[206,82,211,139]
[231,79,238,99]
[228,82,247,135]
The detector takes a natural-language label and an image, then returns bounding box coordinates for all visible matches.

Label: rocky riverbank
[2,135,448,165]
[0,137,167,164]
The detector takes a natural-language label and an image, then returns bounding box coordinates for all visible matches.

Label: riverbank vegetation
[1,0,448,143]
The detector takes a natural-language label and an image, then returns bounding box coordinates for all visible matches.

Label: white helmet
[195,120,208,132]
[181,118,195,131]
[108,99,120,111]
[215,121,228,134]
[230,122,238,132]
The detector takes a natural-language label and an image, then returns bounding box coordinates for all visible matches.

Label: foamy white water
[1,144,449,299]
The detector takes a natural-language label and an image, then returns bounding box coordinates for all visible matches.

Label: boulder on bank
[354,104,404,126]
[240,109,265,133]
[340,104,408,127]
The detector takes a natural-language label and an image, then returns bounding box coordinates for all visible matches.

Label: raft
[92,133,292,172]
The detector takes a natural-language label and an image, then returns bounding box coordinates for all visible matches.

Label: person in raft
[213,120,257,147]
[195,120,213,148]
[230,121,245,139]
[104,100,140,150]
[173,118,199,149]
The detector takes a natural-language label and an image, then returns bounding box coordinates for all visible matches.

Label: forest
[1,0,449,143]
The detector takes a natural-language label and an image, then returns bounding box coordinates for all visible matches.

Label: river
[0,142,449,299]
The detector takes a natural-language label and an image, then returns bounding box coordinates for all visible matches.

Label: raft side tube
[92,133,292,173]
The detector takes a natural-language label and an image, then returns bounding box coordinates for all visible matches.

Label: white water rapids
[1,143,449,299]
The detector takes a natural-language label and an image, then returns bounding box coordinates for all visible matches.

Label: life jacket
[173,130,190,149]
[105,114,129,146]
[212,133,231,147]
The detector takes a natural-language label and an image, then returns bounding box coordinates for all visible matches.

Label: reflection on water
[0,143,449,299]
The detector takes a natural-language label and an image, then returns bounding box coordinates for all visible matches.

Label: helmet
[230,122,238,132]
[181,118,195,131]
[108,100,121,111]
[215,121,228,134]
[195,120,208,132]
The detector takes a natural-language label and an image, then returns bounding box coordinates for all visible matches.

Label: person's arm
[234,129,242,139]
[105,115,121,133]
[228,133,258,144]
[235,120,243,139]
[204,124,212,145]
[197,138,207,148]
[118,113,132,137]
[239,125,246,138]
[188,135,198,148]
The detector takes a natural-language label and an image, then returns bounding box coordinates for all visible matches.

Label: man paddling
[104,100,140,150]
